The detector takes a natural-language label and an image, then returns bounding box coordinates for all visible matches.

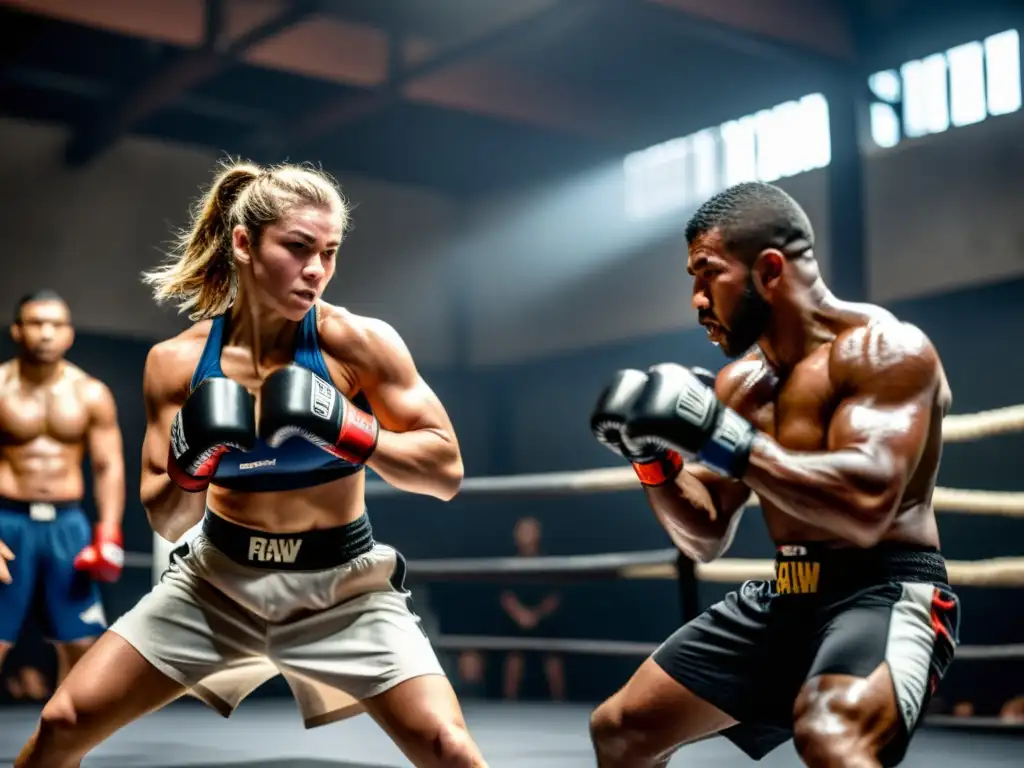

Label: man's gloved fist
[73,523,124,583]
[624,363,757,478]
[590,369,683,486]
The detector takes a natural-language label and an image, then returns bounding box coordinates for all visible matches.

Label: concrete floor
[1,699,1021,767]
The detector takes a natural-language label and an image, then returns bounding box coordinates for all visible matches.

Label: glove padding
[258,365,379,464]
[625,363,757,478]
[590,368,683,486]
[73,524,124,583]
[167,377,257,492]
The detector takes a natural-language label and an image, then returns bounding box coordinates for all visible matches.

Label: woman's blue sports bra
[190,308,372,493]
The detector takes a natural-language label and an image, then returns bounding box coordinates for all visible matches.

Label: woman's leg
[363,674,488,768]
[16,631,186,768]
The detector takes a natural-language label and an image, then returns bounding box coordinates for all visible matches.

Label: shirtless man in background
[0,290,125,681]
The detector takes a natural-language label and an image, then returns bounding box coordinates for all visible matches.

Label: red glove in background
[73,524,124,583]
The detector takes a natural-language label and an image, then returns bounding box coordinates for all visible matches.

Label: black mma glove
[624,363,757,479]
[258,365,379,464]
[590,368,683,486]
[167,378,257,492]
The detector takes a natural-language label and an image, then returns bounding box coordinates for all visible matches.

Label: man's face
[687,230,772,359]
[12,300,74,364]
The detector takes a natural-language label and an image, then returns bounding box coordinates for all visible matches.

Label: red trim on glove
[632,451,683,486]
[74,524,125,583]
[166,445,223,493]
[333,402,379,464]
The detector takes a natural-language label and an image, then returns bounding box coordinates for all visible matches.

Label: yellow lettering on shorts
[795,562,820,593]
[775,561,820,594]
[776,562,791,594]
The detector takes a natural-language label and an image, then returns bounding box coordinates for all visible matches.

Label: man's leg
[590,582,792,768]
[792,582,960,767]
[0,511,37,678]
[793,667,895,768]
[590,657,736,768]
[544,653,565,701]
[502,651,524,700]
[41,508,108,664]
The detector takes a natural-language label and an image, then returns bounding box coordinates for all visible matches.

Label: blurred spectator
[952,701,975,718]
[454,650,487,700]
[500,517,564,701]
[1000,695,1024,723]
[4,665,51,701]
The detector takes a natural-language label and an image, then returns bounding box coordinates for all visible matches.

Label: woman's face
[234,203,343,321]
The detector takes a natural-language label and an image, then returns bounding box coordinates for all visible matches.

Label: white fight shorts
[110,510,444,727]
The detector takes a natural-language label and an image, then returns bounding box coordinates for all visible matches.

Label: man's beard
[720,277,772,359]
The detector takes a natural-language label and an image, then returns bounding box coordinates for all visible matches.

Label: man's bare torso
[720,304,949,549]
[0,360,95,501]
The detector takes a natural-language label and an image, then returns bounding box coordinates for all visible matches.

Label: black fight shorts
[653,543,960,765]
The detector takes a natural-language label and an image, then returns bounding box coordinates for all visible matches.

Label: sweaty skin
[140,301,462,540]
[0,362,120,503]
[645,304,949,560]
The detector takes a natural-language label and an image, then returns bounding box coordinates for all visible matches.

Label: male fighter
[0,290,125,680]
[588,182,960,767]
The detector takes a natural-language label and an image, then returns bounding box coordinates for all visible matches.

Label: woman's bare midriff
[206,471,368,533]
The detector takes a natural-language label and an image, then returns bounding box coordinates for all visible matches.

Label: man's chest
[729,354,838,452]
[0,382,88,443]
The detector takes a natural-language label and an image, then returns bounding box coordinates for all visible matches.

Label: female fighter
[16,161,487,768]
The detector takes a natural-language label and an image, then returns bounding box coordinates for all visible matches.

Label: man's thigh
[40,509,107,643]
[806,581,960,766]
[650,581,805,760]
[0,509,36,644]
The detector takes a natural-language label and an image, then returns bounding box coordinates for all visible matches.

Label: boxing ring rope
[429,635,1024,661]
[359,404,1024,512]
[138,400,1024,715]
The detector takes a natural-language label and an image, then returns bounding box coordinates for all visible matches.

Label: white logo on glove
[170,412,189,458]
[310,374,336,420]
[675,384,712,423]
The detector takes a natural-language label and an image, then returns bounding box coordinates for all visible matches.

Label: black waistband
[201,510,375,571]
[773,542,948,598]
[0,498,82,513]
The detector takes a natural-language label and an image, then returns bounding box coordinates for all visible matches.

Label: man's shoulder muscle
[716,353,768,406]
[830,320,942,399]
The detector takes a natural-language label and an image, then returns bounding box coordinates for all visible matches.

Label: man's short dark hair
[685,182,814,264]
[14,289,67,323]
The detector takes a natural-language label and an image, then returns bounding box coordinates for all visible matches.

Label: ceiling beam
[251,1,602,150]
[643,0,857,65]
[6,0,615,139]
[4,65,274,125]
[63,0,317,168]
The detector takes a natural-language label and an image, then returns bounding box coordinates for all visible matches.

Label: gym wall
[0,117,466,369]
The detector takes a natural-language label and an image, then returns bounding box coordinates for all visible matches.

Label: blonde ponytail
[143,162,260,320]
[144,158,349,320]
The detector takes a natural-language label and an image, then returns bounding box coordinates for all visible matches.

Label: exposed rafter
[644,0,856,65]
[63,0,317,168]
[4,0,620,139]
[257,1,599,150]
